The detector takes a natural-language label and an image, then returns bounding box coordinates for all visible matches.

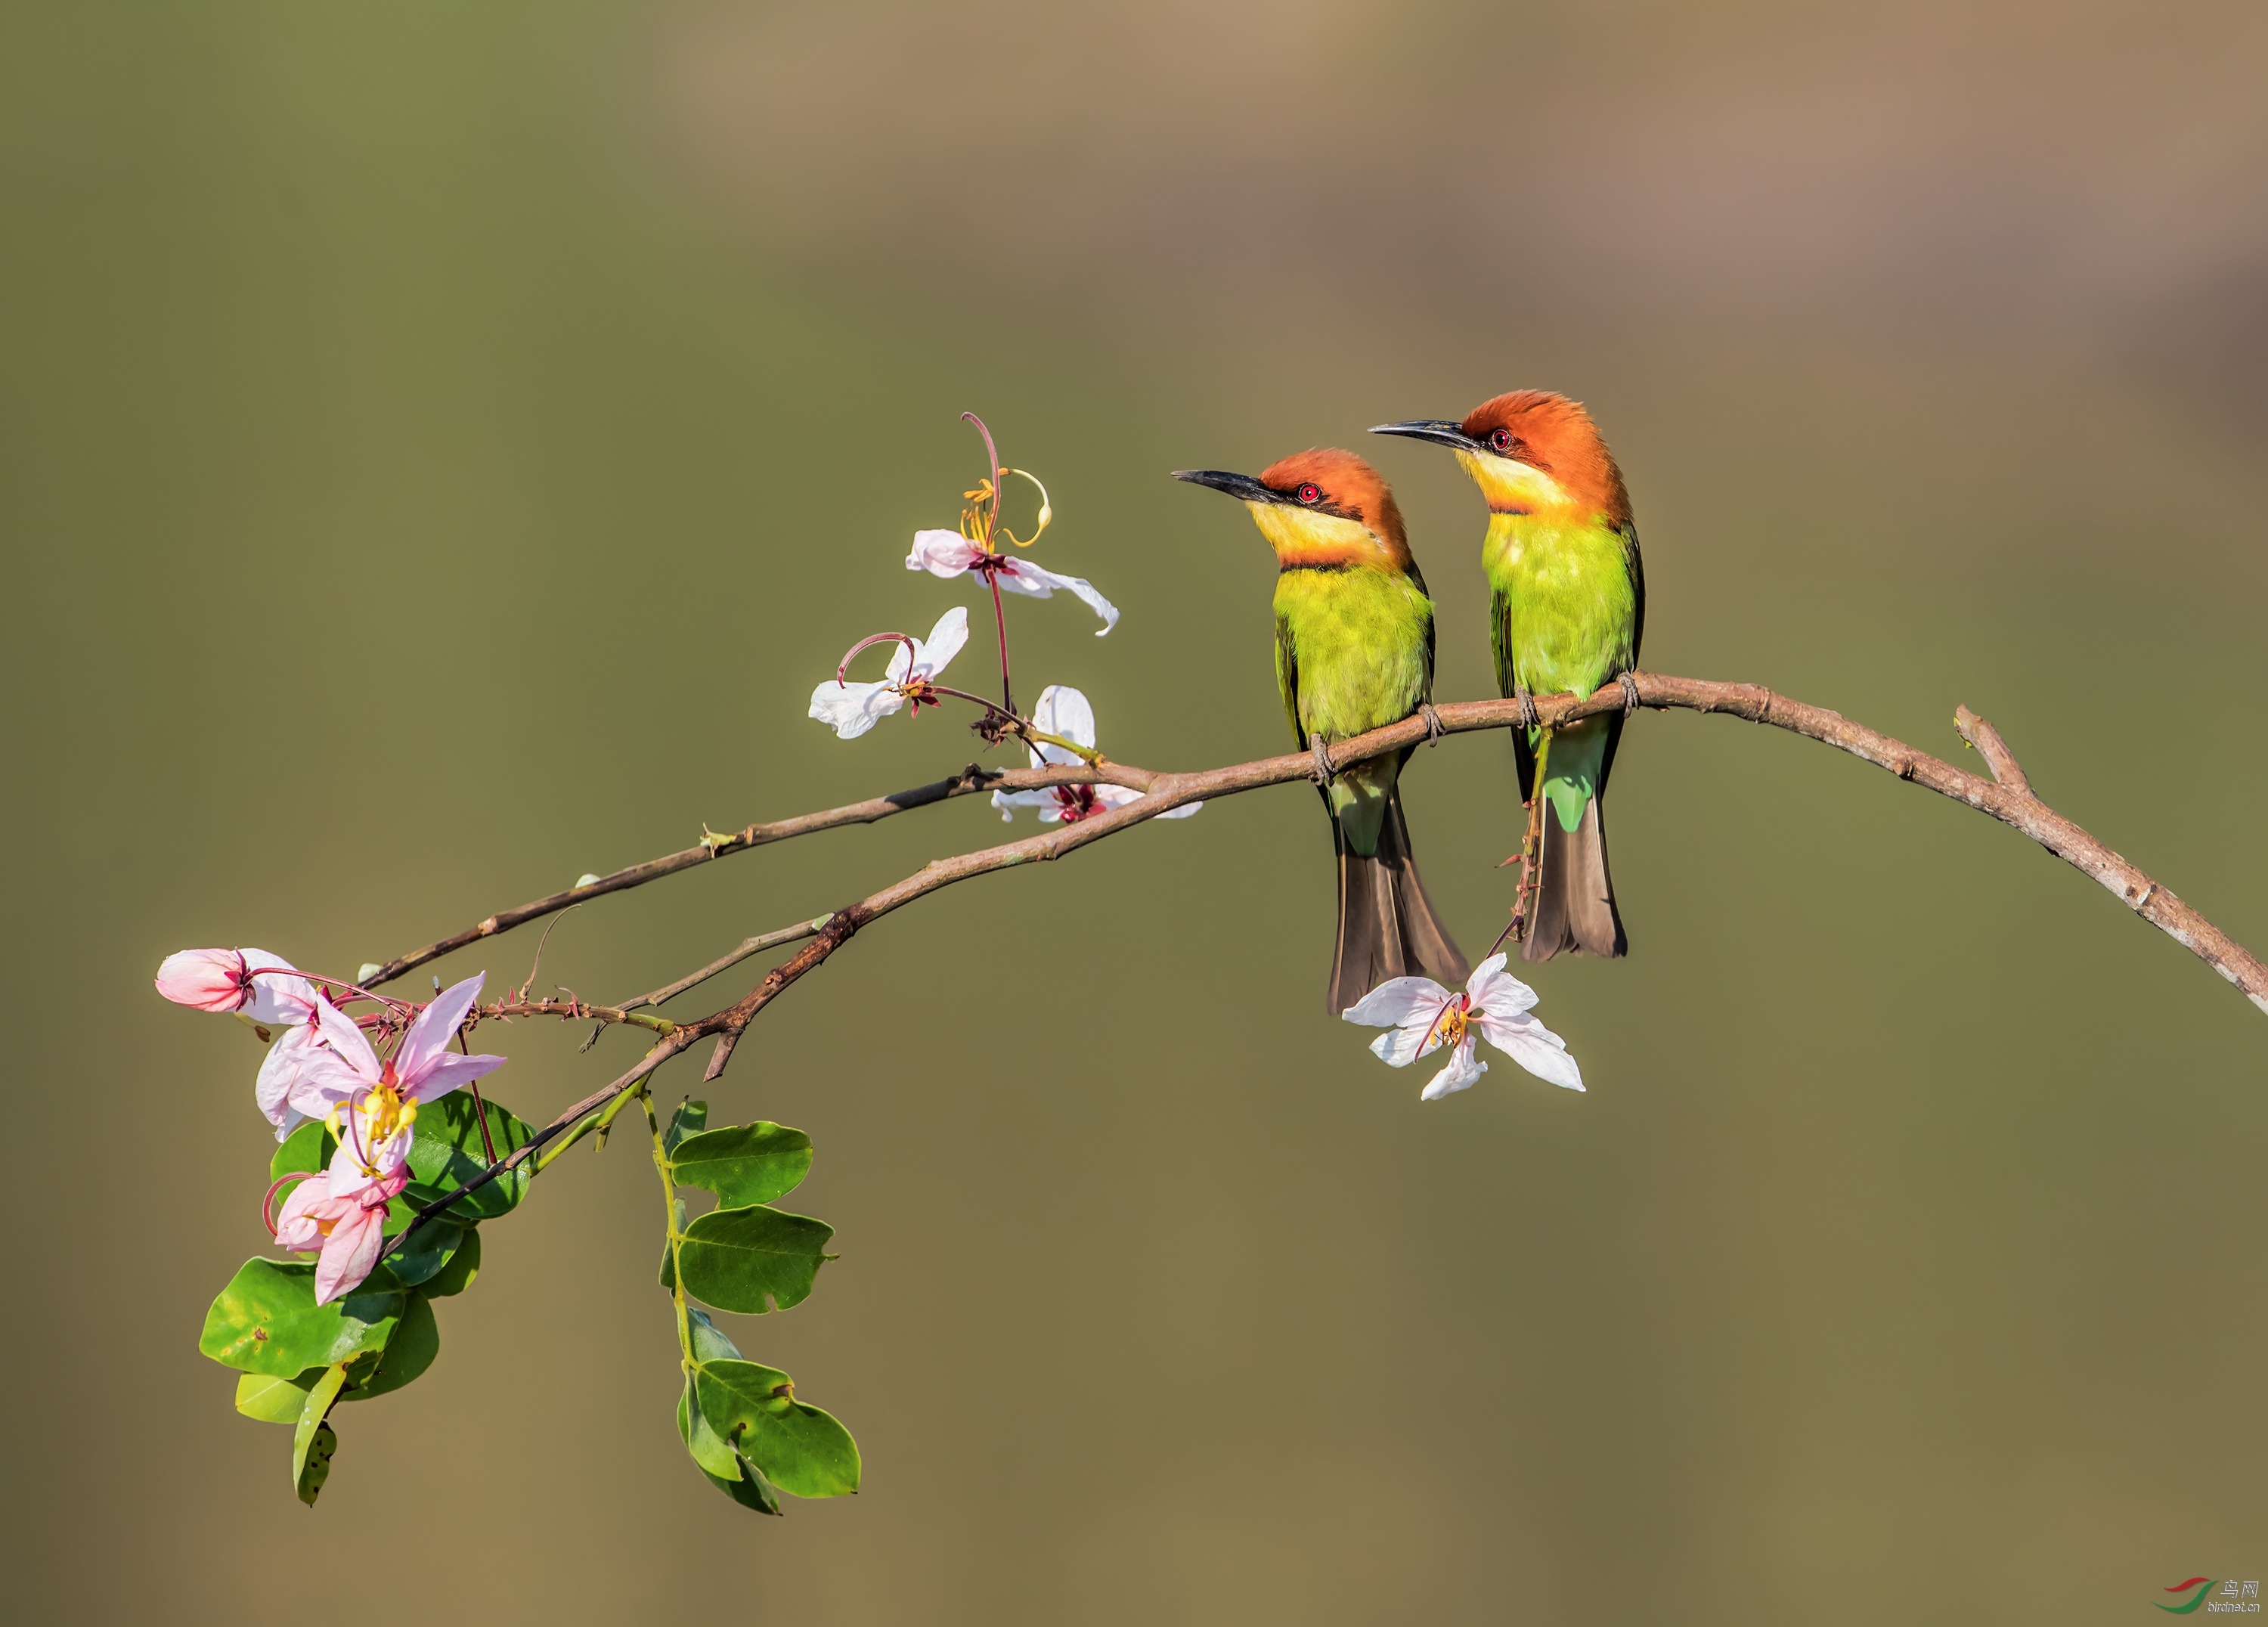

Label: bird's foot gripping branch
[164,415,2267,1518]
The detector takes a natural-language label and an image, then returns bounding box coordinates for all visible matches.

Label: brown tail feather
[1329,791,1470,1012]
[1523,794,1626,961]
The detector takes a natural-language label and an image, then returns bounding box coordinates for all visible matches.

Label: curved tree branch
[386,671,2266,1249]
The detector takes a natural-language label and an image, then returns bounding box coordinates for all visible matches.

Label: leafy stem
[646,1091,694,1372]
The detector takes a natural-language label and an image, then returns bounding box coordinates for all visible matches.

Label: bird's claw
[1514,686,1541,730]
[1616,671,1642,714]
[1418,702,1445,745]
[1310,735,1335,787]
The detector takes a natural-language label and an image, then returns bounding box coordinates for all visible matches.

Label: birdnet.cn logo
[2156,1578,2260,1614]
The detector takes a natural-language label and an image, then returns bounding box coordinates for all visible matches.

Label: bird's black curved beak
[1369,419,1481,453]
[1172,468,1283,505]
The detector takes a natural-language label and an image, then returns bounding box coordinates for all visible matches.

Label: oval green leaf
[296,1420,337,1507]
[694,1359,860,1499]
[293,1364,349,1504]
[674,1206,832,1315]
[421,1226,480,1298]
[663,1099,708,1155]
[342,1292,437,1401]
[678,1378,744,1479]
[235,1369,319,1425]
[199,1258,404,1377]
[377,1210,463,1288]
[677,1382,782,1514]
[669,1123,813,1209]
[401,1093,535,1220]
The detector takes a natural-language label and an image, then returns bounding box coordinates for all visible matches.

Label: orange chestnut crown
[1171,448,1415,572]
[1373,390,1630,527]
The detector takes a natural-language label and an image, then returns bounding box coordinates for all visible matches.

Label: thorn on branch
[1954,705,2034,796]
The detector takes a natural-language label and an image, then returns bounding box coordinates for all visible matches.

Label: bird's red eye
[1296,482,1322,505]
[1489,427,1515,453]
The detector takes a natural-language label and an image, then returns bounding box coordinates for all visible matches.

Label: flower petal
[273,1172,337,1251]
[1031,685,1098,754]
[256,1023,321,1139]
[911,605,970,677]
[990,789,1050,821]
[1342,975,1454,1030]
[994,559,1120,634]
[1465,952,1538,1019]
[396,974,486,1088]
[1473,1010,1585,1092]
[809,677,903,740]
[240,953,317,1025]
[1420,1039,1489,1101]
[403,1051,507,1103]
[300,996,380,1089]
[906,529,982,578]
[313,1203,387,1305]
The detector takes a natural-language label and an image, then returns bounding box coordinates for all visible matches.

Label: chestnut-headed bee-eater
[1373,392,1642,961]
[1174,449,1470,1012]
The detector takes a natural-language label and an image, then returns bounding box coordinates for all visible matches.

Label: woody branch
[389,669,2268,1239]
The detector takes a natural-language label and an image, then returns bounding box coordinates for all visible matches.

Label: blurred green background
[3,2,2263,1622]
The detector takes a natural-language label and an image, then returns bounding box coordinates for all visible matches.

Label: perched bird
[1373,392,1641,960]
[1173,450,1470,1012]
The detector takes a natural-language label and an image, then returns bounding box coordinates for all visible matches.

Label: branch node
[1953,705,2033,796]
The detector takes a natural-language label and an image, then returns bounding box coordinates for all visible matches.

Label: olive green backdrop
[2,3,2263,1623]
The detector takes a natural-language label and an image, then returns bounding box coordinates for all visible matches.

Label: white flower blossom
[990,685,1201,825]
[906,530,1120,635]
[1341,954,1583,1101]
[807,607,970,740]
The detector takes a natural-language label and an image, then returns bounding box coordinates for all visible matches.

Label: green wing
[1273,609,1307,751]
[1619,522,1646,670]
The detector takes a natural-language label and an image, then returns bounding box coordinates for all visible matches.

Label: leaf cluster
[654,1100,860,1512]
[197,1095,525,1505]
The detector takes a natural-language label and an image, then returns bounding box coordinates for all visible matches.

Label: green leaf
[663,1099,708,1155]
[669,1123,813,1209]
[694,1359,860,1498]
[271,1122,336,1185]
[234,1369,319,1425]
[684,1306,740,1365]
[341,1293,437,1401]
[401,1092,535,1220]
[199,1259,404,1377]
[674,1206,832,1315]
[677,1381,782,1514]
[380,1213,463,1288]
[421,1226,480,1298]
[293,1364,349,1505]
[678,1378,744,1479]
[296,1421,338,1507]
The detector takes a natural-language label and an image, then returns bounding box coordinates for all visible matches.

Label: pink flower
[292,973,507,1199]
[906,529,1120,634]
[990,685,1202,824]
[273,1167,408,1305]
[154,947,311,1022]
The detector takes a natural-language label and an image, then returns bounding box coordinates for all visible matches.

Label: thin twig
[1954,704,2033,796]
[621,917,835,1014]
